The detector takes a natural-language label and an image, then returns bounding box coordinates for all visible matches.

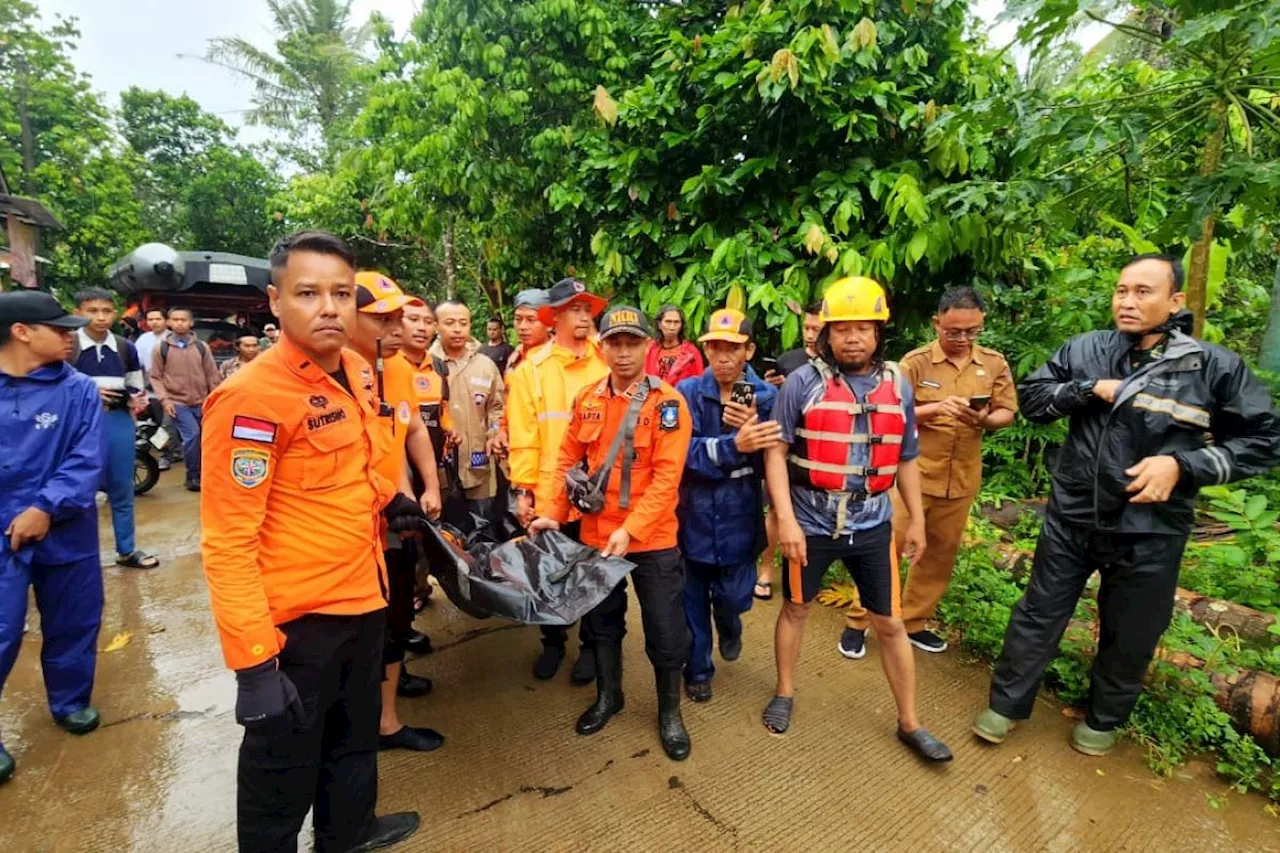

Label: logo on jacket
[309,395,329,409]
[34,412,58,430]
[397,401,412,425]
[231,448,270,489]
[659,400,680,431]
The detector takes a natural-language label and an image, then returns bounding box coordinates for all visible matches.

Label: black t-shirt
[329,369,353,396]
[776,347,812,377]
[480,342,514,369]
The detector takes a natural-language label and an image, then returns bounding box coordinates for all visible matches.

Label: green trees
[1000,0,1280,336]
[352,0,649,307]
[552,0,1020,345]
[205,0,374,170]
[0,0,146,290]
[121,89,282,256]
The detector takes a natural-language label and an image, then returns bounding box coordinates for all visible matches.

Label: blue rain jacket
[0,362,105,564]
[675,366,776,567]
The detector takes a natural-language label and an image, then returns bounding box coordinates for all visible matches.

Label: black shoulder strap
[588,377,654,509]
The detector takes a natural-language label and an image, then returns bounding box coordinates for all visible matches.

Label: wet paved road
[2,476,1279,852]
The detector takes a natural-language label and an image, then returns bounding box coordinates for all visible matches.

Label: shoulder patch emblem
[659,400,680,431]
[231,448,270,489]
[397,400,412,425]
[231,415,278,445]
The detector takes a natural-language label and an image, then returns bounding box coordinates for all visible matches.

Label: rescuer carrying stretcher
[530,306,695,761]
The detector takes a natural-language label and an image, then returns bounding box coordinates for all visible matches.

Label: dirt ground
[1,477,1278,852]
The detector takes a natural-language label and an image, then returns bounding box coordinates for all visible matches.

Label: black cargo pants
[540,520,588,651]
[584,547,691,671]
[989,513,1186,731]
[237,609,385,853]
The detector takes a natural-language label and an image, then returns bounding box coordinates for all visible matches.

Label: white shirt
[135,330,161,373]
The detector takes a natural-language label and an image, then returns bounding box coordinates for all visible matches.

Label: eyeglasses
[941,327,984,341]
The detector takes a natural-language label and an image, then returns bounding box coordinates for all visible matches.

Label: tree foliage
[205,0,374,170]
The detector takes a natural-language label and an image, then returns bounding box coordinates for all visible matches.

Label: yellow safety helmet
[818,276,890,324]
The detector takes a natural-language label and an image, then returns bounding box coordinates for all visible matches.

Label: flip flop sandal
[753,581,773,601]
[762,696,793,735]
[116,551,159,570]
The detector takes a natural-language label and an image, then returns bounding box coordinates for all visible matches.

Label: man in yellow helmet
[760,276,951,761]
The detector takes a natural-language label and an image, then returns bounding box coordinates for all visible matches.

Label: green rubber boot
[1070,722,1118,756]
[55,707,101,736]
[971,708,1016,744]
[0,747,13,784]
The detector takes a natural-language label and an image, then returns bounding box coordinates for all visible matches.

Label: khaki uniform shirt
[431,340,505,490]
[902,340,1018,499]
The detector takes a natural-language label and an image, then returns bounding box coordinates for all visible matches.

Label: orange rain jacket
[368,352,418,489]
[406,351,452,461]
[200,336,397,671]
[544,375,692,553]
[505,338,608,510]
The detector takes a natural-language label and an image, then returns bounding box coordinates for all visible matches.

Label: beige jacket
[431,339,505,489]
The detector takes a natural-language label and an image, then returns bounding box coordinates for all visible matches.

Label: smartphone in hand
[731,380,756,407]
[968,394,991,410]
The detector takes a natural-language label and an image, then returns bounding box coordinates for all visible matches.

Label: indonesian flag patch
[231,415,278,445]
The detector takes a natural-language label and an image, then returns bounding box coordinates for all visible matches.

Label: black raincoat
[1019,327,1280,534]
[990,325,1280,731]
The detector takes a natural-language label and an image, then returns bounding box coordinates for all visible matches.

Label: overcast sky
[36,0,422,144]
[33,0,1082,145]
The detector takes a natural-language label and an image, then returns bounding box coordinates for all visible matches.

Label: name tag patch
[231,415,278,445]
[919,380,942,389]
[231,448,270,489]
[307,409,348,432]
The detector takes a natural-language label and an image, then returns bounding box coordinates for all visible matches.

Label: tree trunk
[1185,100,1227,339]
[16,55,36,194]
[443,221,457,300]
[1259,257,1280,372]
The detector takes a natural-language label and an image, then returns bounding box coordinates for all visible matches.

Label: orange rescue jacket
[505,338,608,510]
[200,336,397,671]
[545,375,692,552]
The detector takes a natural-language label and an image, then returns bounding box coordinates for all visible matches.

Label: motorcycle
[134,416,169,495]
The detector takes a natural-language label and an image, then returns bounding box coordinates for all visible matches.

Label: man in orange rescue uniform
[506,277,608,681]
[201,231,427,853]
[349,272,445,753]
[530,306,694,761]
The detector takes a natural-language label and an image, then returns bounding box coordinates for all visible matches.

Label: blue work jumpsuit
[675,367,776,685]
[0,362,105,746]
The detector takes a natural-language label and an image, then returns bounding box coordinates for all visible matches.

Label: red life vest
[787,361,906,496]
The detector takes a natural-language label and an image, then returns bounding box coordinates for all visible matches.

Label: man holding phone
[841,287,1017,658]
[675,308,779,703]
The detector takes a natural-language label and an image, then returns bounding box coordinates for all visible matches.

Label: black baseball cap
[598,305,652,340]
[0,291,88,331]
[537,277,607,325]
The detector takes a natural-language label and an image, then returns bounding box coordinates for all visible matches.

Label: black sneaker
[908,629,948,653]
[837,627,866,660]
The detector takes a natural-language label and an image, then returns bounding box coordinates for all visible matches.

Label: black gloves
[235,658,305,729]
[384,492,429,533]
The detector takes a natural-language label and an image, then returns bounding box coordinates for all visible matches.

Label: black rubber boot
[656,668,691,761]
[570,645,597,685]
[575,645,623,736]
